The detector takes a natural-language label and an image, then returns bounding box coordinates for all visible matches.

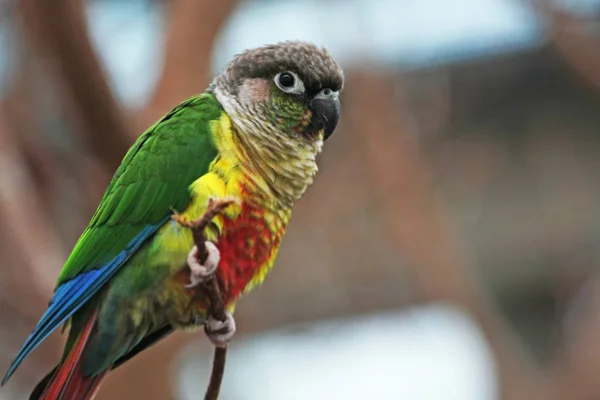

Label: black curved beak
[309,89,340,140]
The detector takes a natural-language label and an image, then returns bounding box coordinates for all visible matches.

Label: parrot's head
[210,41,344,204]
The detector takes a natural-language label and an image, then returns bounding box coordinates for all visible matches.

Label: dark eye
[274,71,305,94]
[278,72,295,88]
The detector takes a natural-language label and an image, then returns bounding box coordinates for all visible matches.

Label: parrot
[1,41,344,399]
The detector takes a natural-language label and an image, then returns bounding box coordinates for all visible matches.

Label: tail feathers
[60,371,107,400]
[31,310,109,400]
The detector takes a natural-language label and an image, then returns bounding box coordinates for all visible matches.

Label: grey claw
[204,311,236,347]
[185,242,220,288]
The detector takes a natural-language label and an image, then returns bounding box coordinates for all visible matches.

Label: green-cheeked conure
[2,41,344,400]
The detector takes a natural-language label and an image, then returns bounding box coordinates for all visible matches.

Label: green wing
[57,93,223,285]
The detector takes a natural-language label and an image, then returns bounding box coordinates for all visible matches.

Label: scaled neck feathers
[211,86,322,209]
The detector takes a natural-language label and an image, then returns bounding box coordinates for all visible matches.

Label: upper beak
[310,88,340,140]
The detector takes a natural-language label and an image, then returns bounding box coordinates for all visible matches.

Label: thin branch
[174,197,235,400]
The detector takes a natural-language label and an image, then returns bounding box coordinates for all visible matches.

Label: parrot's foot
[205,311,236,347]
[185,242,220,288]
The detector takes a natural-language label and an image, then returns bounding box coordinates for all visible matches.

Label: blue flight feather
[1,218,169,385]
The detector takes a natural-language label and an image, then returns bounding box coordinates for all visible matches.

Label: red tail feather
[34,310,109,400]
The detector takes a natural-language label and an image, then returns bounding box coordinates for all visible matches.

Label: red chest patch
[213,202,283,304]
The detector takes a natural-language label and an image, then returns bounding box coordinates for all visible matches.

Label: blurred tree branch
[17,0,132,171]
[137,0,239,129]
[3,86,62,213]
[0,107,65,295]
[530,3,600,397]
[0,105,64,388]
[550,274,600,399]
[345,71,554,399]
[534,0,600,92]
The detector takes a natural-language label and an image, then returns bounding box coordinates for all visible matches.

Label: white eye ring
[274,71,305,94]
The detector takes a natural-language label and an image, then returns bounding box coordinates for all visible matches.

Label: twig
[173,197,234,400]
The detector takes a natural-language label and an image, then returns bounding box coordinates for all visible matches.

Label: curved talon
[205,312,236,347]
[185,242,220,288]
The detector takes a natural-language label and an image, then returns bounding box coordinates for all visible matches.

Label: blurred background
[1,0,600,399]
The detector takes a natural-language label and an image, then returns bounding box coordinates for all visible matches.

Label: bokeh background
[1,0,600,399]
